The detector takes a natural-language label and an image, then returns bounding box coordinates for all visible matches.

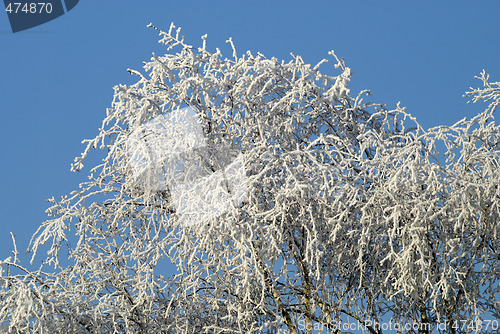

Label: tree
[1,23,499,333]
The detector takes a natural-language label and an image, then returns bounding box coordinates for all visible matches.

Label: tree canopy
[1,24,499,333]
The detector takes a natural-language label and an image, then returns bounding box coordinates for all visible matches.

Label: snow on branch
[1,24,499,333]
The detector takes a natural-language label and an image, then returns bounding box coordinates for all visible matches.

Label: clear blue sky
[1,1,499,267]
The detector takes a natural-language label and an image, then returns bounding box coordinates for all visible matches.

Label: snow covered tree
[1,24,499,333]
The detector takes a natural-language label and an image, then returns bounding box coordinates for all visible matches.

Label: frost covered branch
[1,24,499,333]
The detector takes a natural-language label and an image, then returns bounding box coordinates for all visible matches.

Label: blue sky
[1,1,499,267]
